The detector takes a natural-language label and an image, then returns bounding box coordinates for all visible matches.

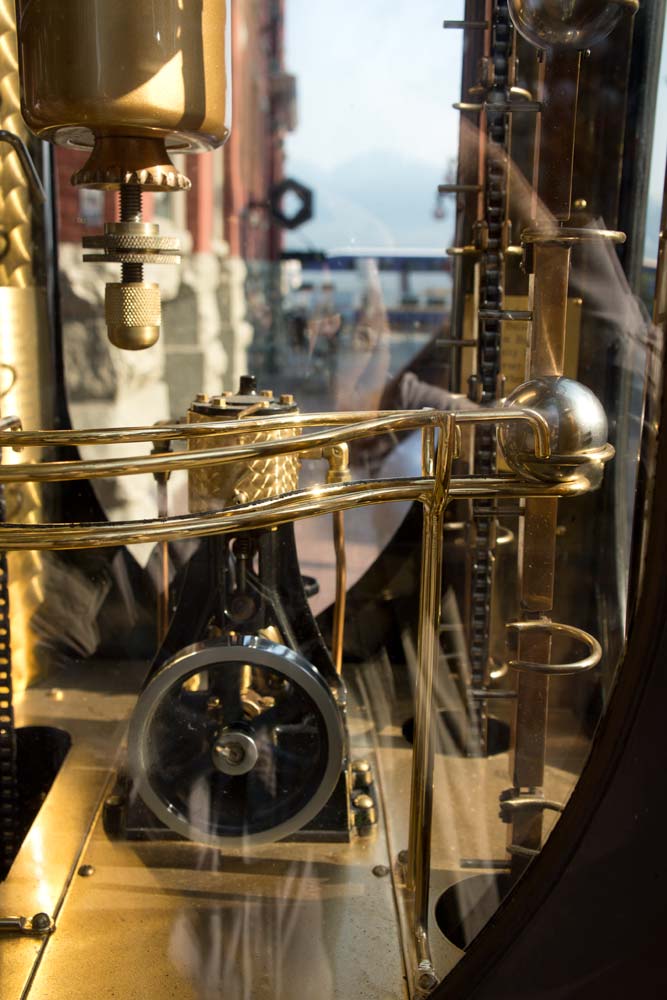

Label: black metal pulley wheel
[128,636,345,847]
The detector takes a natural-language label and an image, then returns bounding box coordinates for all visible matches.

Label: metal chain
[467,0,512,753]
[0,481,16,877]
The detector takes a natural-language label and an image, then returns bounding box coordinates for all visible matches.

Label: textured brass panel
[0,0,31,288]
[187,408,301,512]
[0,0,51,689]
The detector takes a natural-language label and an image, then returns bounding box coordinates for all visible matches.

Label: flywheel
[128,636,345,847]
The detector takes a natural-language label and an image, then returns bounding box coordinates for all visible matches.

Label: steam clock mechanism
[0,0,663,998]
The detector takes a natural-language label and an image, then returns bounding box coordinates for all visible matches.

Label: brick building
[55,0,294,424]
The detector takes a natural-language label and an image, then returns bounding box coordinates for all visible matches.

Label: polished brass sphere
[507,0,638,50]
[498,376,608,483]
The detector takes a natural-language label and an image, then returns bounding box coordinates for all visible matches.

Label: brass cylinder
[187,407,301,513]
[15,0,230,155]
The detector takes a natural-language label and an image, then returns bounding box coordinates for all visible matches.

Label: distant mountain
[284,150,454,253]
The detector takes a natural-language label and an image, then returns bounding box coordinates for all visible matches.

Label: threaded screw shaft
[119,184,144,284]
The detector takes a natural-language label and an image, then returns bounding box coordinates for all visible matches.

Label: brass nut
[105,282,160,350]
[351,759,373,789]
[352,792,377,828]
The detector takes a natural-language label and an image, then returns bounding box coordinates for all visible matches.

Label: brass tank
[15,0,230,176]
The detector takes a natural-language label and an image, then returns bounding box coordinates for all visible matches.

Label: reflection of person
[307,281,342,354]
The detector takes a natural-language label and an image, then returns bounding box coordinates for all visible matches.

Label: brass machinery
[439,0,641,879]
[0,0,655,997]
[16,0,230,349]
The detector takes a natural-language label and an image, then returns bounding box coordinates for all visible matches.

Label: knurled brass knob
[105,282,160,350]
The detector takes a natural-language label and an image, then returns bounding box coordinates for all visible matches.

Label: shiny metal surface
[507,0,638,50]
[16,0,230,156]
[499,376,610,482]
[104,281,161,350]
[406,422,452,992]
[506,620,603,674]
[0,472,604,553]
[0,660,144,998]
[187,401,301,511]
[2,660,409,1000]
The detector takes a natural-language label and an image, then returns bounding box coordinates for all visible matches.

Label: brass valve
[82,185,181,350]
[14,0,231,350]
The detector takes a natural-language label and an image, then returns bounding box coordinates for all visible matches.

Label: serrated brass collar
[71,135,191,192]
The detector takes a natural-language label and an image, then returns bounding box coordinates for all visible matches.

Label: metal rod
[155,475,169,645]
[0,408,551,484]
[0,409,437,448]
[331,511,346,675]
[406,417,452,988]
[0,473,598,552]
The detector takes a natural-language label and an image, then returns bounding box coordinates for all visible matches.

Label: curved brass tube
[0,477,433,551]
[0,411,445,484]
[0,409,437,449]
[0,473,600,551]
[0,407,551,484]
[506,620,602,674]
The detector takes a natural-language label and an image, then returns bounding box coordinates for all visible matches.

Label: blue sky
[284,2,667,259]
[283,0,464,251]
[285,0,464,171]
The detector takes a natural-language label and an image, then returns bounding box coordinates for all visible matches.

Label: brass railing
[0,403,605,990]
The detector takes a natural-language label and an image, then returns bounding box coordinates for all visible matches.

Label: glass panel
[0,1,664,997]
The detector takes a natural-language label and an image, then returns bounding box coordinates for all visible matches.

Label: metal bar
[331,511,346,675]
[407,417,453,992]
[438,183,483,194]
[443,20,489,29]
[510,78,574,864]
[0,413,442,483]
[156,476,169,646]
[0,473,597,552]
[0,409,437,448]
[0,408,551,484]
[535,50,581,221]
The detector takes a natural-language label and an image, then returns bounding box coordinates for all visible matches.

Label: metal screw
[397,848,409,866]
[372,864,390,878]
[31,912,52,932]
[78,865,95,877]
[215,742,245,765]
[119,184,143,284]
[416,962,438,994]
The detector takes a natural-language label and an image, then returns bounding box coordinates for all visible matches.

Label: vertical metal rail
[508,43,580,870]
[407,415,453,994]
